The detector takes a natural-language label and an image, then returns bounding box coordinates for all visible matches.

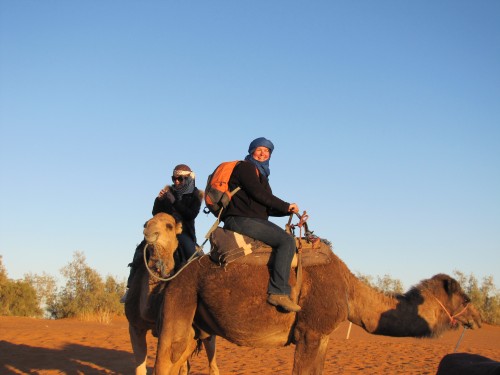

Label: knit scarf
[172,177,195,200]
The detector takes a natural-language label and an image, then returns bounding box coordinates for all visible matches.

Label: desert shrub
[0,256,42,317]
[0,256,7,285]
[48,251,125,320]
[356,272,404,295]
[24,272,58,317]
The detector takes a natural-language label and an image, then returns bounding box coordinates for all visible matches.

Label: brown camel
[146,215,482,375]
[124,213,219,375]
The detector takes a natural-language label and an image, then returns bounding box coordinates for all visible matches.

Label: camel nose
[143,231,159,244]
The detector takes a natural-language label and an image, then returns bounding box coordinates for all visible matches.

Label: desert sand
[0,316,499,374]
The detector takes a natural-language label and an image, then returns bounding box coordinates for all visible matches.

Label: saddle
[208,226,333,268]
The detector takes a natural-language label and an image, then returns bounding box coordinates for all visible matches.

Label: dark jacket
[221,161,290,221]
[152,187,202,242]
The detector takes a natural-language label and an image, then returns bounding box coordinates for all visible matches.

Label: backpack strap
[202,185,240,245]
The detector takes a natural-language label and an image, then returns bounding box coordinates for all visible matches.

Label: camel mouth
[152,265,171,278]
[146,257,173,279]
[147,247,175,279]
[144,233,159,244]
[469,319,482,329]
[456,317,481,330]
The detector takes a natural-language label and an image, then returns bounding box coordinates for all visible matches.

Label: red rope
[432,295,470,327]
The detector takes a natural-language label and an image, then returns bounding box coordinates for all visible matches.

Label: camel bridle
[429,293,473,353]
[431,293,470,328]
[143,241,203,282]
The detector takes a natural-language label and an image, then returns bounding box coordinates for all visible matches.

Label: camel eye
[463,295,471,304]
[166,223,174,231]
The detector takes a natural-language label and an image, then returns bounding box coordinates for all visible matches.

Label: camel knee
[171,338,197,363]
[171,340,187,363]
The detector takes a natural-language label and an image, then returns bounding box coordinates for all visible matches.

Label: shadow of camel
[374,288,445,337]
[0,340,137,374]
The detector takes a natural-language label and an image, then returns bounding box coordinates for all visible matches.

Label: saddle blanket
[208,226,333,267]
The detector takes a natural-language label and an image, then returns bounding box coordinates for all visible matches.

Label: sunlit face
[252,146,270,162]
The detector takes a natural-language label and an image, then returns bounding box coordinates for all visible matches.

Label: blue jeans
[223,216,296,295]
[177,233,197,264]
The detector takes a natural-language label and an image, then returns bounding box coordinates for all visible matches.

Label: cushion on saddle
[208,227,333,267]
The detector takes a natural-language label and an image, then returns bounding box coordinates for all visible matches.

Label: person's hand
[158,186,175,203]
[158,188,167,198]
[288,203,299,213]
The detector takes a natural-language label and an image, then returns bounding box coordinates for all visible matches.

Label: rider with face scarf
[153,164,201,263]
[221,137,301,312]
[121,164,202,303]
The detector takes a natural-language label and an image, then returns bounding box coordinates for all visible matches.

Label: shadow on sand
[0,340,137,374]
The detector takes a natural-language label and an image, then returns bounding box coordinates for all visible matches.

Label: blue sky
[1,1,499,290]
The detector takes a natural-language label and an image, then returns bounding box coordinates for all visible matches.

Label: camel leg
[154,329,197,375]
[292,331,330,375]
[202,336,220,375]
[153,286,198,375]
[129,324,148,375]
[178,360,190,375]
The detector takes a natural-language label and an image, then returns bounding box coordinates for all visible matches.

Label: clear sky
[1,1,499,291]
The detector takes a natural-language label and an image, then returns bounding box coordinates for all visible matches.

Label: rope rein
[430,295,471,353]
[431,293,470,327]
[143,242,204,283]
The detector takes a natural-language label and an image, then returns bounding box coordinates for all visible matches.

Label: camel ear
[175,221,183,235]
[443,278,460,296]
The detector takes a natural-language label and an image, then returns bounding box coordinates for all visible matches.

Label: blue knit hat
[248,137,274,154]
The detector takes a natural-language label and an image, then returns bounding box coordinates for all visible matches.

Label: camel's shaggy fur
[145,214,481,375]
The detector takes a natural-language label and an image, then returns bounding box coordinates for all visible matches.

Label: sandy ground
[0,316,499,374]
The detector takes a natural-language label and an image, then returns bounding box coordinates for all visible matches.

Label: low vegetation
[0,253,498,325]
[0,252,125,322]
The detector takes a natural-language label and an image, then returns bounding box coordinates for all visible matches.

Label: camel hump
[208,227,334,267]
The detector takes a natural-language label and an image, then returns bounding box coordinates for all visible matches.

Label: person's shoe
[120,289,129,304]
[267,294,301,312]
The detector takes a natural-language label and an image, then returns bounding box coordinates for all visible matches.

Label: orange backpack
[203,161,242,217]
[202,161,260,246]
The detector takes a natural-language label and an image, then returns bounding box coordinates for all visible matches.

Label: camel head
[142,213,183,278]
[416,273,482,330]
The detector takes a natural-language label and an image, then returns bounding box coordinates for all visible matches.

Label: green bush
[355,272,404,295]
[0,253,125,320]
[0,256,42,317]
[48,251,126,320]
